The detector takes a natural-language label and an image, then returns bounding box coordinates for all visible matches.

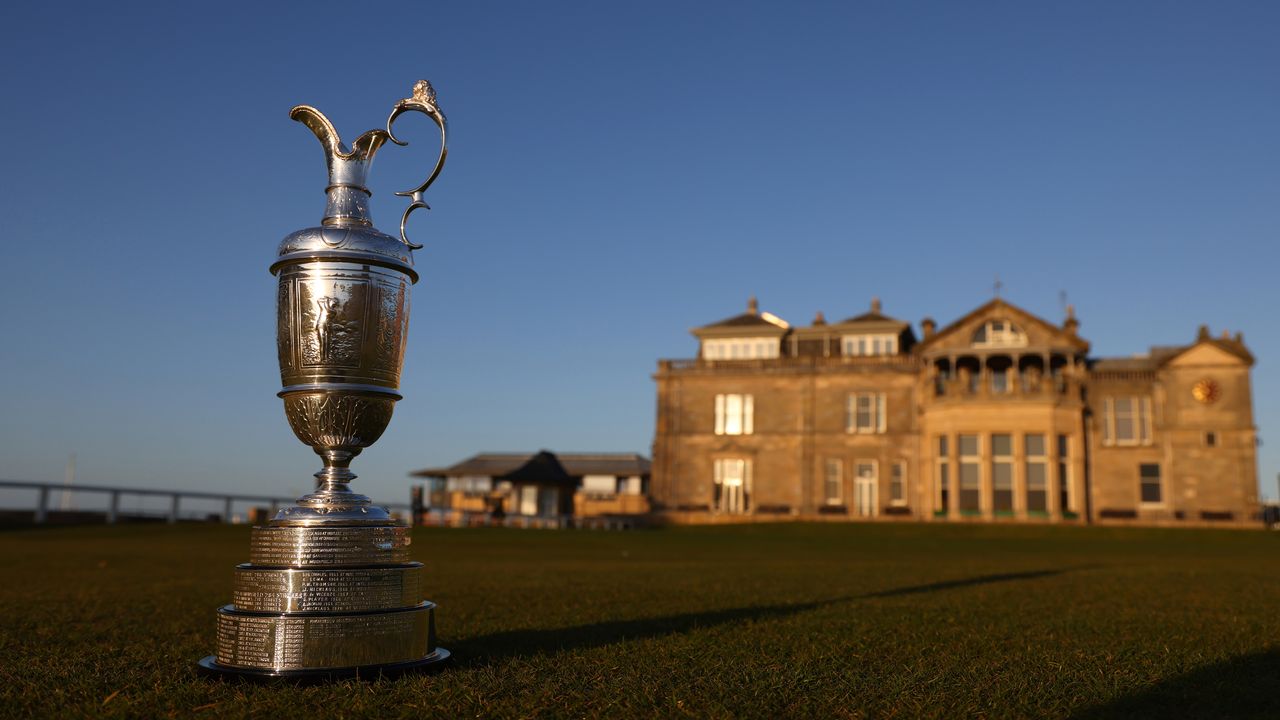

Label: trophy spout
[289,105,391,227]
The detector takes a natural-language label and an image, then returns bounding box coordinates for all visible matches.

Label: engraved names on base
[215,603,433,670]
[249,526,410,566]
[233,564,423,612]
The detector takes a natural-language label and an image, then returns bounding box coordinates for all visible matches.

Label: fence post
[35,486,49,524]
[107,491,120,524]
[168,494,180,524]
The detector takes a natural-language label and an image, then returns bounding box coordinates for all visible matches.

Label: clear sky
[2,1,1277,508]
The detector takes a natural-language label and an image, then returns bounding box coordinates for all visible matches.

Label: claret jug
[198,81,451,680]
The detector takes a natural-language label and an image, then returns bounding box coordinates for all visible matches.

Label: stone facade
[651,297,1258,526]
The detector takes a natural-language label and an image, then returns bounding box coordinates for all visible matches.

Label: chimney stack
[922,317,936,339]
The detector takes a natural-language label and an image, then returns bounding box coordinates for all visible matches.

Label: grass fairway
[2,523,1280,718]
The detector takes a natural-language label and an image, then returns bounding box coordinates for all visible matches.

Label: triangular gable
[1163,341,1252,368]
[916,299,1088,353]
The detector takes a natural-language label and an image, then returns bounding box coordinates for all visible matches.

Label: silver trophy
[198,81,450,680]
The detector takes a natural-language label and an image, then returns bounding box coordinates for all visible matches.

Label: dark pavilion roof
[411,451,651,482]
[839,310,899,324]
[703,312,786,329]
[835,299,908,327]
[693,296,790,336]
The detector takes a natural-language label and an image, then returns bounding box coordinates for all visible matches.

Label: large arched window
[971,319,1027,348]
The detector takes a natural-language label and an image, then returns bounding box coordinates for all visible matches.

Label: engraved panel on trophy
[277,279,295,374]
[281,392,396,454]
[298,277,368,369]
[370,279,410,374]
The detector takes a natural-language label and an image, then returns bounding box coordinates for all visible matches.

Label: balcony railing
[659,355,920,372]
[929,375,1080,401]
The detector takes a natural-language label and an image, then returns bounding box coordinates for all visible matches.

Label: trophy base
[196,648,450,683]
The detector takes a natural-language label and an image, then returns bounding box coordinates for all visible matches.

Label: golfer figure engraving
[314,296,340,362]
[198,80,451,681]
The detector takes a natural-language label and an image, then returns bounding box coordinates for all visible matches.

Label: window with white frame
[823,458,843,505]
[971,319,1028,348]
[890,461,907,505]
[991,434,1014,512]
[842,334,898,356]
[714,394,754,435]
[1139,463,1162,505]
[446,475,493,493]
[846,392,886,434]
[703,338,780,360]
[621,475,643,495]
[1103,396,1152,446]
[1024,434,1047,512]
[581,475,618,496]
[959,434,980,511]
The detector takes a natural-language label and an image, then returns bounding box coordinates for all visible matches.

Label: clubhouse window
[959,434,980,511]
[703,338,779,360]
[890,461,907,506]
[714,394,753,436]
[1058,434,1072,512]
[846,392,886,434]
[824,458,843,505]
[843,333,898,356]
[991,434,1013,512]
[1139,463,1162,505]
[935,436,950,512]
[1103,396,1152,446]
[1024,434,1047,512]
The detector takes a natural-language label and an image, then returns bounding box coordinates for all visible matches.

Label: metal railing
[658,355,920,372]
[0,479,410,525]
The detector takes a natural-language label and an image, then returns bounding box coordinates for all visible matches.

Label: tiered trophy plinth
[198,518,450,681]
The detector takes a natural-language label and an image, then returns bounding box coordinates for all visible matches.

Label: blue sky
[1,1,1278,508]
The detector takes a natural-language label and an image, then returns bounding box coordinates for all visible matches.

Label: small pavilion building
[410,451,651,527]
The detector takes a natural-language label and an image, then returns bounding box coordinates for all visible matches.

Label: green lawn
[2,522,1279,718]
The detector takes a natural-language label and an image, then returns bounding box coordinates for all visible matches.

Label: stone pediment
[917,299,1088,354]
[1163,341,1251,368]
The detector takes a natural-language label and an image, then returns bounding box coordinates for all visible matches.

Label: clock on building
[1192,378,1221,404]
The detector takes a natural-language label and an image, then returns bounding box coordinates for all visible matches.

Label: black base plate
[196,648,451,683]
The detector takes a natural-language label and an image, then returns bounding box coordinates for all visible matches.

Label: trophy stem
[315,448,360,495]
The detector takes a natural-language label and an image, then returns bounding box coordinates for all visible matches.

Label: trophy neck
[322,155,375,227]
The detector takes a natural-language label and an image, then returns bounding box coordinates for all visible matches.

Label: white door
[721,459,747,514]
[854,462,878,517]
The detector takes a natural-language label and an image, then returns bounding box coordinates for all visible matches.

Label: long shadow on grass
[1070,648,1280,719]
[454,568,1079,665]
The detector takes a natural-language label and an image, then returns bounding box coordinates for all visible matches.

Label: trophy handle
[386,80,448,250]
